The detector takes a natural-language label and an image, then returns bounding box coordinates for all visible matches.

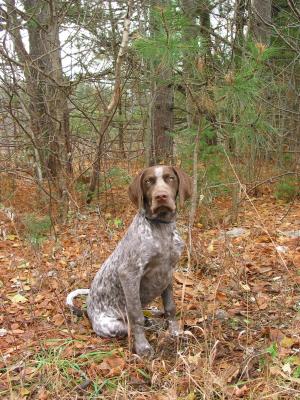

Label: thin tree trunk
[118,101,126,158]
[233,0,247,65]
[87,2,132,203]
[151,72,174,164]
[189,131,200,228]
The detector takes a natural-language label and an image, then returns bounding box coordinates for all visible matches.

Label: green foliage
[106,167,131,186]
[26,19,39,29]
[34,339,118,395]
[36,342,81,380]
[113,217,123,228]
[70,83,100,139]
[75,178,89,193]
[294,366,300,378]
[275,176,298,202]
[134,4,201,69]
[173,124,231,198]
[22,213,51,246]
[217,42,276,119]
[215,41,281,180]
[266,343,278,359]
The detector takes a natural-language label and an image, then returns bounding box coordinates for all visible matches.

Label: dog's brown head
[128,166,192,222]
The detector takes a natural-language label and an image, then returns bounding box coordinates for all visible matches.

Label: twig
[247,171,296,193]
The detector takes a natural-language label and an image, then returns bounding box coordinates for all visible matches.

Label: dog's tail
[66,289,90,317]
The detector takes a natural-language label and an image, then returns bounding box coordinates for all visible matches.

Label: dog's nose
[155,193,168,202]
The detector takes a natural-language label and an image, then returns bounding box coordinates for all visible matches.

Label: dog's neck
[140,208,176,225]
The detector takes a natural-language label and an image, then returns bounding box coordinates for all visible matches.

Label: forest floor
[0,180,300,399]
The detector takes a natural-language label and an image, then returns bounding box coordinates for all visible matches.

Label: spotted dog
[66,165,192,356]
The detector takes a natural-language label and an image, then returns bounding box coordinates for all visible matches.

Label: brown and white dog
[66,165,191,356]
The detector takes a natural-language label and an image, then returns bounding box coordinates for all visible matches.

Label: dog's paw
[134,340,154,357]
[168,320,182,337]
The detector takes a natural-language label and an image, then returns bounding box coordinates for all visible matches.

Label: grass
[1,339,123,399]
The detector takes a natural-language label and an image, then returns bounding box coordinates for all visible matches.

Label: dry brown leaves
[0,186,300,399]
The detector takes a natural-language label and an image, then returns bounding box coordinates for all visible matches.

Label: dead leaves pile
[0,194,300,399]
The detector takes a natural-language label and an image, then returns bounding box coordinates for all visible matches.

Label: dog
[66,165,192,356]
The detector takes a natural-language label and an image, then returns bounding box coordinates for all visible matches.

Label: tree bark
[250,0,272,44]
[6,0,72,181]
[149,1,174,166]
[233,0,247,64]
[151,71,174,165]
[5,0,72,219]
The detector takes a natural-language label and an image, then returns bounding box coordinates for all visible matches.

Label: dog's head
[128,165,192,222]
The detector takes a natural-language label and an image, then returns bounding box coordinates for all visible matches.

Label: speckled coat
[67,165,192,356]
[87,211,184,341]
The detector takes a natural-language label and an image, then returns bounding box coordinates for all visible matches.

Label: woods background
[0,2,300,399]
[0,0,299,223]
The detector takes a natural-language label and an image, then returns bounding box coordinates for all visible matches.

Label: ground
[0,181,300,399]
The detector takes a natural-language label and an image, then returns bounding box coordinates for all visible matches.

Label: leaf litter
[0,188,300,399]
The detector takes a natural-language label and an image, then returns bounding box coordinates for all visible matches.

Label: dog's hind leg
[91,313,128,338]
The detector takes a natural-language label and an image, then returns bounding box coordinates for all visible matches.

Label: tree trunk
[108,0,126,158]
[7,0,72,181]
[87,2,132,203]
[234,0,247,64]
[6,0,72,219]
[250,0,272,44]
[151,72,174,164]
[149,1,174,165]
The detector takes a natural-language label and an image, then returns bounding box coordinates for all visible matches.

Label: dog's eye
[166,176,175,182]
[144,178,153,186]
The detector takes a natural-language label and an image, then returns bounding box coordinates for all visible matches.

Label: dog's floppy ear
[128,170,145,209]
[173,166,192,207]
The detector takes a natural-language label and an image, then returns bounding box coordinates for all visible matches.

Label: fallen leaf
[6,234,17,241]
[0,328,8,337]
[9,293,28,304]
[23,367,37,376]
[282,363,292,375]
[256,293,270,310]
[34,294,44,303]
[281,337,296,348]
[220,363,240,383]
[52,314,65,327]
[270,366,300,384]
[208,241,214,252]
[293,254,300,268]
[234,385,249,397]
[98,355,126,377]
[37,387,48,400]
[240,282,251,292]
[216,291,227,302]
[174,272,194,286]
[20,388,31,396]
[10,329,25,334]
[263,327,284,342]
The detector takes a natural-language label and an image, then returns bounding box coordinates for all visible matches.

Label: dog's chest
[151,227,182,262]
[139,225,183,305]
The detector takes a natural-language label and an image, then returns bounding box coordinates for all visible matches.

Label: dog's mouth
[148,205,176,223]
[151,198,176,214]
[151,204,175,214]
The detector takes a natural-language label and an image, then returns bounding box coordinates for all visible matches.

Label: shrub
[22,213,52,245]
[275,176,298,202]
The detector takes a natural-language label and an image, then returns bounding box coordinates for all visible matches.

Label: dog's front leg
[119,271,153,357]
[161,283,180,336]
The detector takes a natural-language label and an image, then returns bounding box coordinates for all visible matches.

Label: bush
[22,213,52,245]
[275,176,298,202]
